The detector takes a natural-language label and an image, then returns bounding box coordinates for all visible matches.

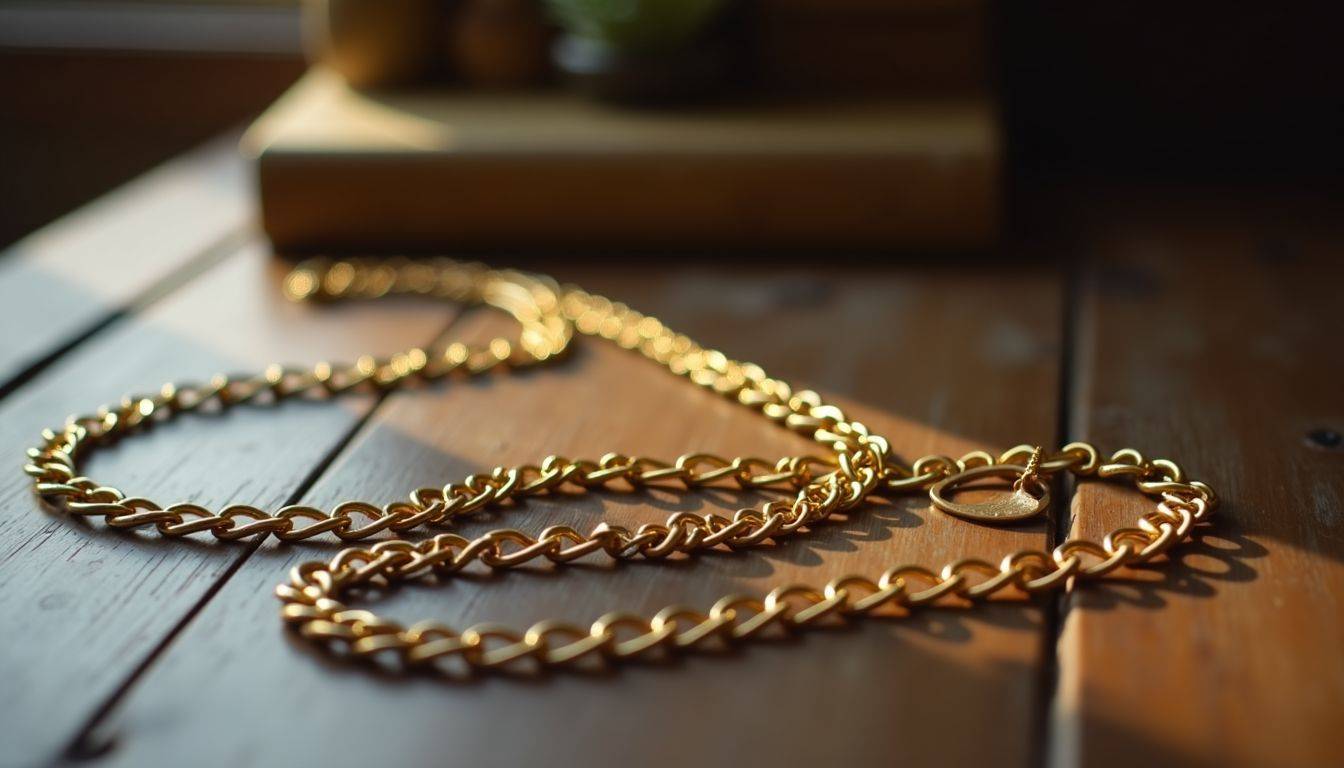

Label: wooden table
[1,139,1340,768]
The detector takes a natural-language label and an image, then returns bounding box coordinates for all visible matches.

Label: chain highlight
[25,258,1217,675]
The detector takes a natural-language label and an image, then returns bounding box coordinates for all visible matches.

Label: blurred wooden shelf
[245,70,1000,252]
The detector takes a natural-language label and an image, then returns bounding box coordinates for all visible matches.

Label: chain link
[25,257,1218,675]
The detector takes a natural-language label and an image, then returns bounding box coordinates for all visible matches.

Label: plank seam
[62,308,468,762]
[0,226,254,404]
[1033,258,1083,768]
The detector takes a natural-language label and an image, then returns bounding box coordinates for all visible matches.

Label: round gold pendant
[928,464,1051,524]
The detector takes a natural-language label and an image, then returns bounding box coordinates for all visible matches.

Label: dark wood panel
[0,49,302,248]
[95,263,1062,767]
[1053,204,1344,767]
[0,243,449,766]
[0,137,251,392]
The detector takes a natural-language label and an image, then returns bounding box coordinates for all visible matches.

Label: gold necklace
[25,258,1216,674]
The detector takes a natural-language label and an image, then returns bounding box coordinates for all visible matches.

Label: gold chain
[25,258,1217,674]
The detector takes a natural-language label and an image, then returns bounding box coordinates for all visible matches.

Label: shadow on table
[1069,513,1265,612]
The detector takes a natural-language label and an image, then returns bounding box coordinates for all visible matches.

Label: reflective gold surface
[25,258,1218,673]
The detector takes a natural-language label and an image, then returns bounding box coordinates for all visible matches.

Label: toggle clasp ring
[928,464,1051,524]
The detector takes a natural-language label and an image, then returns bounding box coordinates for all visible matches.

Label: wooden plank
[96,263,1062,767]
[0,242,450,766]
[0,135,250,392]
[1051,204,1344,766]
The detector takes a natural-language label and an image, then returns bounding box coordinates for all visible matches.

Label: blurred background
[1,0,1342,251]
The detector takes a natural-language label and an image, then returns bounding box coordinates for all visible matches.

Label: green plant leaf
[545,0,728,52]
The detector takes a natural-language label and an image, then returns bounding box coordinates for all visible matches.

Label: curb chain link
[24,258,1218,675]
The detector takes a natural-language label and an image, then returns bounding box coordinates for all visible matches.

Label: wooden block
[246,70,1000,251]
[91,263,1061,767]
[1053,205,1344,766]
[0,242,450,766]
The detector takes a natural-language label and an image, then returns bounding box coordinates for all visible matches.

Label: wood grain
[0,136,250,392]
[0,242,449,766]
[1051,204,1344,767]
[94,263,1062,767]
